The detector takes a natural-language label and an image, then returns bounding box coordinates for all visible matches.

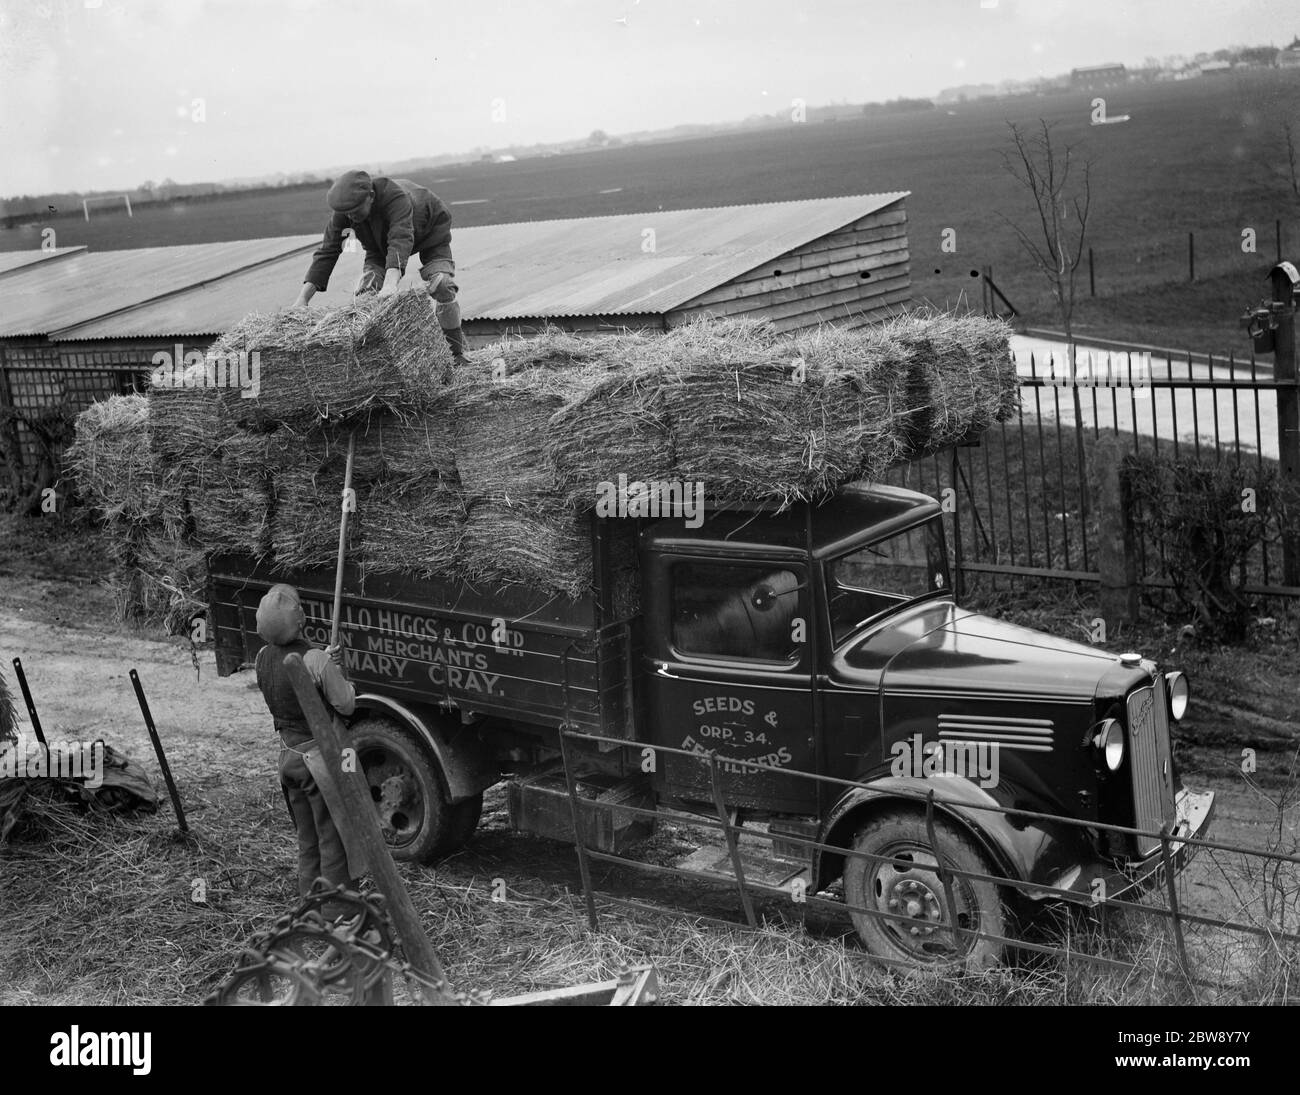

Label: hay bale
[65,395,185,531]
[269,433,386,571]
[794,325,909,486]
[131,531,207,635]
[620,319,818,505]
[271,466,365,572]
[265,419,460,574]
[360,478,466,579]
[351,406,458,485]
[657,357,818,505]
[147,382,234,461]
[889,312,1018,454]
[209,289,452,427]
[453,366,603,497]
[545,317,909,508]
[92,519,205,634]
[460,495,593,597]
[549,362,677,508]
[183,430,274,555]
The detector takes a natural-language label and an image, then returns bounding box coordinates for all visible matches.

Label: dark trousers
[279,737,355,899]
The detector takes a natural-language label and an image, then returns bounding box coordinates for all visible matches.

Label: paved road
[1009,334,1281,461]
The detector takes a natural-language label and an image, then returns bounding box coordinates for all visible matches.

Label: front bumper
[1025,787,1215,904]
[1110,787,1216,900]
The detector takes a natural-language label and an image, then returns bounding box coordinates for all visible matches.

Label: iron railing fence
[880,344,1300,603]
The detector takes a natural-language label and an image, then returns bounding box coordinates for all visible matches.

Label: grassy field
[4,72,1300,352]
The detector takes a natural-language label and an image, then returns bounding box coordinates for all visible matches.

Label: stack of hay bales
[63,395,202,633]
[70,302,1016,621]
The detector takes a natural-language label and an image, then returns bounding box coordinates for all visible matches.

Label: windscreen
[827,519,950,646]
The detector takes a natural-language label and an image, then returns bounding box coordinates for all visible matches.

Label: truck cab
[209,481,1214,968]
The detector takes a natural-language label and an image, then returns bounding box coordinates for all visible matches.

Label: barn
[0,192,909,493]
[1069,63,1127,89]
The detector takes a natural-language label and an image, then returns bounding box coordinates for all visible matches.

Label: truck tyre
[442,793,484,854]
[348,716,451,865]
[843,810,1007,970]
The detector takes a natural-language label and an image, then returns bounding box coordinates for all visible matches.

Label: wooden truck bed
[207,554,641,740]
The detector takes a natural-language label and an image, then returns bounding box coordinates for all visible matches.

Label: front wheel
[843,810,1009,970]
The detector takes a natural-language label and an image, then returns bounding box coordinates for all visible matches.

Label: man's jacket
[304,177,452,292]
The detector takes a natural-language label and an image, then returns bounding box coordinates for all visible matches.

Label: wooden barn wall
[670,204,910,333]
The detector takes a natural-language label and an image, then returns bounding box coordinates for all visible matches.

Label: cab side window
[671,561,803,663]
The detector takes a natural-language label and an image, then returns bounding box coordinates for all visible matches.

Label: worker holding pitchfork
[292,169,467,364]
[254,583,368,918]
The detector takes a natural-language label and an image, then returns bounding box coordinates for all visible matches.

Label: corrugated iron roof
[457,194,909,320]
[0,246,87,279]
[36,193,907,340]
[0,237,318,338]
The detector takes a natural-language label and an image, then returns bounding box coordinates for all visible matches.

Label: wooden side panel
[209,554,637,737]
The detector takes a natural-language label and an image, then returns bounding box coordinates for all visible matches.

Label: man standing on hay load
[293,169,467,364]
[254,584,366,916]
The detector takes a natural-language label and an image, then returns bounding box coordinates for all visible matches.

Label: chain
[205,884,486,1006]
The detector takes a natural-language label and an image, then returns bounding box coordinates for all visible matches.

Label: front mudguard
[350,693,499,803]
[815,774,1101,901]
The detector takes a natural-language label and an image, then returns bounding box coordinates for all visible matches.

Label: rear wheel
[348,717,450,865]
[843,810,1008,970]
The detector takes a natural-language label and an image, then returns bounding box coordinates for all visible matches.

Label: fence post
[1270,265,1300,586]
[949,446,966,602]
[1158,826,1194,991]
[1093,433,1139,626]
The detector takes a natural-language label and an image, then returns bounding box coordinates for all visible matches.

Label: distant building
[1070,63,1127,90]
[1199,60,1234,75]
[935,83,999,105]
[1278,40,1300,67]
[1237,45,1278,67]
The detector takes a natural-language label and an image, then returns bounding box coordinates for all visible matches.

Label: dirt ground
[2,514,1298,1004]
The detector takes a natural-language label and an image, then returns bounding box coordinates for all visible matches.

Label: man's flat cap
[327,169,374,212]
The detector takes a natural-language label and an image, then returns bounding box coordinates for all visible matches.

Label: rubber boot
[443,325,468,366]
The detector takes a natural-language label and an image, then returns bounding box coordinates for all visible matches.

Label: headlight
[1092,718,1124,771]
[1166,672,1189,721]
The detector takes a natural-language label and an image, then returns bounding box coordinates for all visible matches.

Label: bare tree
[1001,119,1095,525]
[1000,120,1093,358]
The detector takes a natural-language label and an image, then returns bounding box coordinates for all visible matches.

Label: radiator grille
[1127,684,1175,856]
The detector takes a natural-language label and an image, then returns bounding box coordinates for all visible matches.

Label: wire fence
[552,728,1300,996]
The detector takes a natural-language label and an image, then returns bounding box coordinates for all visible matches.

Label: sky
[1,0,1297,196]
